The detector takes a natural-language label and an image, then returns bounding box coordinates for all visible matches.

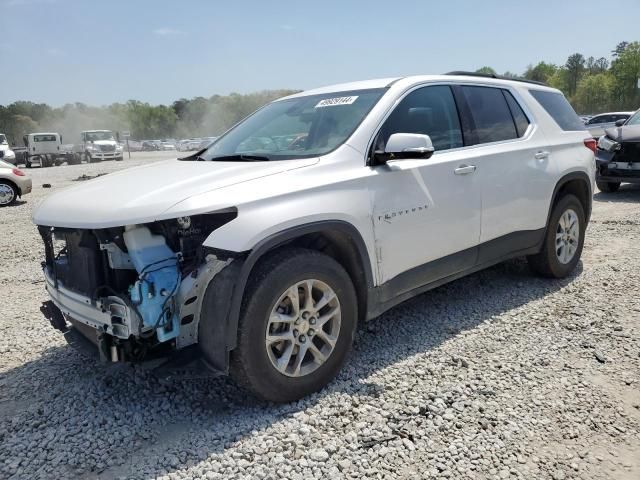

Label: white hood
[33,158,318,228]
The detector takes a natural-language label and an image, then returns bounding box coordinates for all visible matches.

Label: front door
[368,85,482,287]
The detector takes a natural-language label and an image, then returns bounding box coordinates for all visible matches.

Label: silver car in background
[585,112,634,139]
[0,160,32,206]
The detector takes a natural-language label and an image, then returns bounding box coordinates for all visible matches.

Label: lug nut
[299,335,306,343]
[293,329,299,337]
[308,329,315,336]
[309,317,316,325]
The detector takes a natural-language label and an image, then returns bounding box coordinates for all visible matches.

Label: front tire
[528,194,585,278]
[596,180,620,193]
[228,248,357,403]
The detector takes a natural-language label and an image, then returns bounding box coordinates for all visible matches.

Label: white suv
[34,73,595,402]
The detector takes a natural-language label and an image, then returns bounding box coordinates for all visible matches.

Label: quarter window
[459,86,518,144]
[503,91,530,137]
[375,85,463,153]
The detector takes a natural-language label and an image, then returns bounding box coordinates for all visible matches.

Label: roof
[279,73,558,101]
[29,132,60,136]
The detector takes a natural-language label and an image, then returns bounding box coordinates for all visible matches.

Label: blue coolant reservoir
[123,226,181,343]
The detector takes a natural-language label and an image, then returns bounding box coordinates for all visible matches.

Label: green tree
[565,53,586,96]
[475,66,496,75]
[524,62,558,83]
[573,73,615,113]
[610,41,640,109]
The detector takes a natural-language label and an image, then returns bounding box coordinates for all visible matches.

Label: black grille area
[40,227,105,297]
[615,142,640,163]
[99,144,116,152]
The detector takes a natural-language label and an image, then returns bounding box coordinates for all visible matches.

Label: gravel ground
[1,154,639,480]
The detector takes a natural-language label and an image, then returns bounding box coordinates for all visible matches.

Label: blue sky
[1,0,639,106]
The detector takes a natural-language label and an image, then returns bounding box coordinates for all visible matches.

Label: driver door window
[375,85,463,154]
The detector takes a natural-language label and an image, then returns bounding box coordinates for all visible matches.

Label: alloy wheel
[265,279,341,377]
[555,208,579,264]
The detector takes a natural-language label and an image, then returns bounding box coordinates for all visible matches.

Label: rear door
[452,84,553,260]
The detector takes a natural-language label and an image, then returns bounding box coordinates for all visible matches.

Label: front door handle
[535,151,550,160]
[454,164,476,175]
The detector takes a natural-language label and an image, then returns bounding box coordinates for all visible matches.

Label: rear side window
[459,86,517,144]
[529,90,585,131]
[503,91,530,137]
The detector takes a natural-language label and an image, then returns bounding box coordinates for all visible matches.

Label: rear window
[34,135,57,142]
[529,90,585,131]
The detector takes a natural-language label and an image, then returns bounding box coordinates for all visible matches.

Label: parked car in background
[71,130,124,162]
[585,112,634,139]
[141,140,160,151]
[160,141,176,151]
[22,133,78,168]
[197,136,217,150]
[0,133,16,165]
[34,73,594,402]
[0,159,32,206]
[595,109,640,192]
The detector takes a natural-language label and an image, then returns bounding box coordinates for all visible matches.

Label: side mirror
[376,133,434,164]
[615,119,626,127]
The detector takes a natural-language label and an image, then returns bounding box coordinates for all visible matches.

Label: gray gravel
[1,154,639,479]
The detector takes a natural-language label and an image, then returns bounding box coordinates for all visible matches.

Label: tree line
[476,41,640,115]
[1,41,639,146]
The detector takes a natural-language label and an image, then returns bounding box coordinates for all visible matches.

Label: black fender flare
[200,220,374,373]
[547,171,593,226]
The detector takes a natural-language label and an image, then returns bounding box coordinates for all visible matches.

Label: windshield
[627,111,640,126]
[86,131,115,141]
[197,88,386,161]
[0,134,6,144]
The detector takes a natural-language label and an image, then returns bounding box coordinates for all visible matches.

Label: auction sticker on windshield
[315,96,358,108]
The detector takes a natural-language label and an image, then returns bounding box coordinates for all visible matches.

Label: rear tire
[596,180,620,193]
[528,194,585,278]
[228,248,357,403]
[0,180,17,207]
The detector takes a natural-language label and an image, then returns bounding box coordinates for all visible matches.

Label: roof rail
[445,71,548,87]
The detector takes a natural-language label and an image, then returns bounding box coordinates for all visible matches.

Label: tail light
[584,138,597,154]
[12,168,25,177]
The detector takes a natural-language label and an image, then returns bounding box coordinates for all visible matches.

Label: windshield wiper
[208,154,271,162]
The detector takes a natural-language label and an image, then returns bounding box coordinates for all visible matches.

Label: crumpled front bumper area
[43,267,140,339]
[596,144,640,183]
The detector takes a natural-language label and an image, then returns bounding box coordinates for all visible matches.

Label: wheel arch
[548,171,592,226]
[201,220,374,373]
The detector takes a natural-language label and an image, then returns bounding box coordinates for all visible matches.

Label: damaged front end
[38,210,237,365]
[596,128,640,183]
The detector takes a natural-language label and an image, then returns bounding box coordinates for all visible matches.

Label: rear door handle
[454,164,476,175]
[535,151,550,160]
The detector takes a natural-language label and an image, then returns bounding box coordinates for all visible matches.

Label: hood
[0,144,11,151]
[33,157,318,228]
[90,139,117,146]
[603,124,640,143]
